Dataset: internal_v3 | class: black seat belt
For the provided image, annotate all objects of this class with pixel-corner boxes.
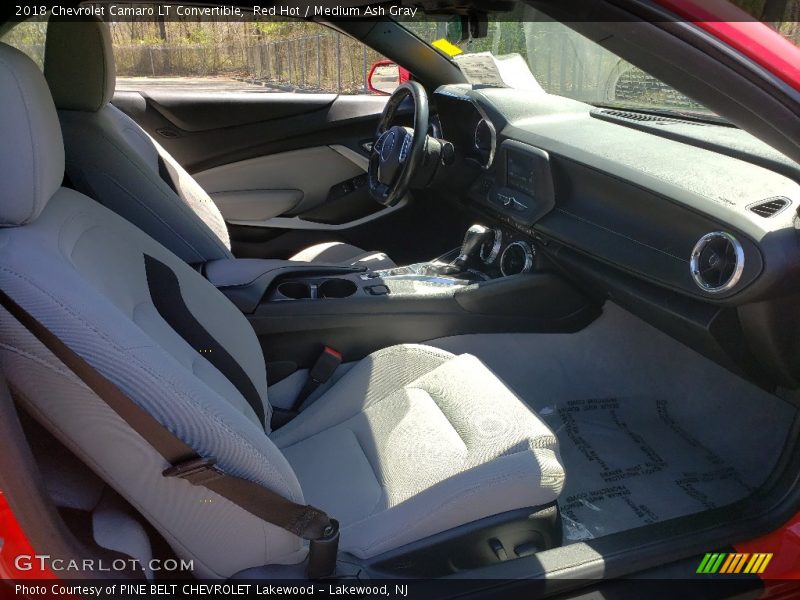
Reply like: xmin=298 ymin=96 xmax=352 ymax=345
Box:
xmin=0 ymin=288 xmax=339 ymax=579
xmin=293 ymin=346 xmax=342 ymax=412
xmin=273 ymin=347 xmax=342 ymax=430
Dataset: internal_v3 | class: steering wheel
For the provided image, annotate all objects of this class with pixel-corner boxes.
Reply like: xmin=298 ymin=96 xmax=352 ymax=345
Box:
xmin=368 ymin=82 xmax=429 ymax=207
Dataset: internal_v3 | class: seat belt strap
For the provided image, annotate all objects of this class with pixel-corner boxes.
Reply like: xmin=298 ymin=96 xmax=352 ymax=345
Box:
xmin=157 ymin=154 xmax=180 ymax=195
xmin=0 ymin=289 xmax=339 ymax=579
xmin=291 ymin=346 xmax=342 ymax=413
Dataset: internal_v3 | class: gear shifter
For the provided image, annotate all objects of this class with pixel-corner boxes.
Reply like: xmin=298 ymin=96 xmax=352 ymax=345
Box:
xmin=453 ymin=224 xmax=493 ymax=270
xmin=385 ymin=224 xmax=493 ymax=280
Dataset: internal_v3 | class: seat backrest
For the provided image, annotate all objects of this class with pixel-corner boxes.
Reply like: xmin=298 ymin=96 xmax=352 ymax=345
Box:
xmin=43 ymin=16 xmax=233 ymax=265
xmin=0 ymin=42 xmax=306 ymax=579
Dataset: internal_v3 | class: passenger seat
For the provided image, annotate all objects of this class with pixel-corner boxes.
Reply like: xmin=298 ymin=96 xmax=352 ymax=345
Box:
xmin=0 ymin=43 xmax=564 ymax=579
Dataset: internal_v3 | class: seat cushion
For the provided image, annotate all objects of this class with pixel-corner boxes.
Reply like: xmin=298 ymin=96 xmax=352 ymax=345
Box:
xmin=290 ymin=242 xmax=396 ymax=270
xmin=271 ymin=345 xmax=565 ymax=559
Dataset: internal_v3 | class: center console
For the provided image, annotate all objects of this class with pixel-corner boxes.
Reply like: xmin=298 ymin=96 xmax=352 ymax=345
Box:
xmin=203 ymin=222 xmax=599 ymax=378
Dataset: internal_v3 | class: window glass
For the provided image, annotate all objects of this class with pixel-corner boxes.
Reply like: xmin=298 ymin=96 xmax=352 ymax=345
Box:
xmin=403 ymin=3 xmax=800 ymax=121
xmin=110 ymin=12 xmax=388 ymax=94
xmin=0 ymin=18 xmax=48 ymax=69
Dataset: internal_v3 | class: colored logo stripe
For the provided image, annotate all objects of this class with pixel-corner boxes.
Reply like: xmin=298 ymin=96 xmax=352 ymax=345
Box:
xmin=697 ymin=553 xmax=772 ymax=574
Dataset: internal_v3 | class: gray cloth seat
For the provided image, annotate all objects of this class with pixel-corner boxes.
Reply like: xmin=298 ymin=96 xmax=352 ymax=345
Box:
xmin=42 ymin=16 xmax=395 ymax=270
xmin=0 ymin=44 xmax=564 ymax=579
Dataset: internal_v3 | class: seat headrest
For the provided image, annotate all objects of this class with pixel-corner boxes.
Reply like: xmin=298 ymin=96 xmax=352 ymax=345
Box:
xmin=0 ymin=43 xmax=65 ymax=226
xmin=44 ymin=16 xmax=116 ymax=112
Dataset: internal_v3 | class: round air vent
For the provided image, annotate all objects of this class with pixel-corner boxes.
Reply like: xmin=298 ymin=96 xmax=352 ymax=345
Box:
xmin=690 ymin=232 xmax=745 ymax=294
xmin=500 ymin=241 xmax=535 ymax=277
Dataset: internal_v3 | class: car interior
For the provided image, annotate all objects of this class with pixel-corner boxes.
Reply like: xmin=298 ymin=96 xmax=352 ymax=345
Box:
xmin=1 ymin=0 xmax=800 ymax=592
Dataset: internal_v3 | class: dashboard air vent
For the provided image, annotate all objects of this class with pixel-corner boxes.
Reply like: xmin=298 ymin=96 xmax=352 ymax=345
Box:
xmin=601 ymin=109 xmax=673 ymax=124
xmin=596 ymin=109 xmax=708 ymax=126
xmin=690 ymin=232 xmax=745 ymax=294
xmin=748 ymin=197 xmax=790 ymax=218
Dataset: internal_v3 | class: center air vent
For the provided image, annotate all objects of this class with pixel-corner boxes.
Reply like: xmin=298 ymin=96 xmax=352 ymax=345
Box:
xmin=748 ymin=197 xmax=790 ymax=218
xmin=690 ymin=232 xmax=745 ymax=294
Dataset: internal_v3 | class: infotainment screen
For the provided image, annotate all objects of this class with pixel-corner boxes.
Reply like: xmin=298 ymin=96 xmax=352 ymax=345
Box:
xmin=506 ymin=151 xmax=536 ymax=196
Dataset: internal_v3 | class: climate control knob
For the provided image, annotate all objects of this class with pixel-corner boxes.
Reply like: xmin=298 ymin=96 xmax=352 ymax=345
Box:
xmin=500 ymin=241 xmax=535 ymax=276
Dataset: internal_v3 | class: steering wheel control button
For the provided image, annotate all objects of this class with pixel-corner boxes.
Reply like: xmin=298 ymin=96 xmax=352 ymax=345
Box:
xmin=366 ymin=285 xmax=390 ymax=296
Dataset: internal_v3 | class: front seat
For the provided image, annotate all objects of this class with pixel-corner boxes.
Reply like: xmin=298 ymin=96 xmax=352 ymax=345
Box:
xmin=41 ymin=16 xmax=395 ymax=270
xmin=0 ymin=44 xmax=564 ymax=579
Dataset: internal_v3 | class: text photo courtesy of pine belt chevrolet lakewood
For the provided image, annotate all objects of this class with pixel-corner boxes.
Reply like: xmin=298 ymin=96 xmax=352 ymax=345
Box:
xmin=1 ymin=0 xmax=800 ymax=598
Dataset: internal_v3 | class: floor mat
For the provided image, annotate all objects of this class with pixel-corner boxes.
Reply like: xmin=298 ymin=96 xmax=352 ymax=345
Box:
xmin=540 ymin=396 xmax=760 ymax=541
xmin=430 ymin=303 xmax=798 ymax=541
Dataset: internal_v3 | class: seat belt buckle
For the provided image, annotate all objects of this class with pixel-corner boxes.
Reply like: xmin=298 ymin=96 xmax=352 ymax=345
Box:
xmin=288 ymin=346 xmax=343 ymax=416
xmin=309 ymin=346 xmax=342 ymax=385
xmin=307 ymin=518 xmax=340 ymax=579
xmin=163 ymin=457 xmax=223 ymax=485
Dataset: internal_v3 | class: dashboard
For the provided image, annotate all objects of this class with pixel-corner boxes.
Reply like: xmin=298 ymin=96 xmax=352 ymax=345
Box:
xmin=429 ymin=84 xmax=800 ymax=386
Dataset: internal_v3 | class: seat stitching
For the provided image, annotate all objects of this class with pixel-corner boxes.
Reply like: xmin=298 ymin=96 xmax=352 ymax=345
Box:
xmin=406 ymin=385 xmax=470 ymax=451
xmin=77 ymin=109 xmax=231 ymax=258
xmin=92 ymin=21 xmax=107 ymax=112
xmin=0 ymin=341 xmax=83 ymax=381
xmin=273 ymin=347 xmax=453 ymax=446
xmin=348 ymin=427 xmax=387 ymax=516
xmin=91 ymin=168 xmax=207 ymax=263
xmin=0 ymin=54 xmax=40 ymax=225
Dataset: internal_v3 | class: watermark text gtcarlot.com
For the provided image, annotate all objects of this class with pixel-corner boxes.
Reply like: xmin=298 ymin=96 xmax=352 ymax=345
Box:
xmin=14 ymin=554 xmax=194 ymax=573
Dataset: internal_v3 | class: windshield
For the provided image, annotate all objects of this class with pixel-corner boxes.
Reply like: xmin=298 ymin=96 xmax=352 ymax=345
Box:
xmin=403 ymin=6 xmax=723 ymax=120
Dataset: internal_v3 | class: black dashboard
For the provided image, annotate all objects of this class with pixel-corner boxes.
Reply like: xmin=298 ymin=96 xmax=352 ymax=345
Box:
xmin=430 ymin=84 xmax=800 ymax=387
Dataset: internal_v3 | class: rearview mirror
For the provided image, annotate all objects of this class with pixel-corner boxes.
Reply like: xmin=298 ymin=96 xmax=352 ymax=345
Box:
xmin=368 ymin=60 xmax=410 ymax=95
xmin=459 ymin=12 xmax=489 ymax=40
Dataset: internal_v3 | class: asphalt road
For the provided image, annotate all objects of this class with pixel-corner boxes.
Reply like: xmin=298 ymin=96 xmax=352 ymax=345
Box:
xmin=116 ymin=76 xmax=283 ymax=93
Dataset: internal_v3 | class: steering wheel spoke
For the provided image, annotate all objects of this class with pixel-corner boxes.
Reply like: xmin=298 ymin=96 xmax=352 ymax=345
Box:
xmin=368 ymin=83 xmax=429 ymax=207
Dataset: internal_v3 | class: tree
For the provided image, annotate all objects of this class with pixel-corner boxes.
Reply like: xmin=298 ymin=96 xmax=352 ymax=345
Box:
xmin=761 ymin=0 xmax=790 ymax=21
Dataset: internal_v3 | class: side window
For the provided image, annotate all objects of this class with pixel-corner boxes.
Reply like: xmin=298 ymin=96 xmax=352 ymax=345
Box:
xmin=0 ymin=19 xmax=48 ymax=69
xmin=110 ymin=11 xmax=390 ymax=94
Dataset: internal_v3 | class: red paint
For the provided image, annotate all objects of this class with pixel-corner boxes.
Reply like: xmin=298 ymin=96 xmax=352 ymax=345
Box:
xmin=656 ymin=0 xmax=800 ymax=92
xmin=367 ymin=59 xmax=411 ymax=95
xmin=735 ymin=512 xmax=800 ymax=579
xmin=0 ymin=491 xmax=54 ymax=580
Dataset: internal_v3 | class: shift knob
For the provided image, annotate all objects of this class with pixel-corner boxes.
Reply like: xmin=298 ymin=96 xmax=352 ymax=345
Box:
xmin=454 ymin=224 xmax=492 ymax=269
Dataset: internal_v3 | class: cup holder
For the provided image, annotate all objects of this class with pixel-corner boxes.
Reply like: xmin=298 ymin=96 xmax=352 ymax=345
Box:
xmin=319 ymin=279 xmax=358 ymax=299
xmin=277 ymin=281 xmax=312 ymax=300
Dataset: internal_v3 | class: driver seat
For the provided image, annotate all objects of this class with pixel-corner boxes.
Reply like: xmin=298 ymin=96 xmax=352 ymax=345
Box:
xmin=42 ymin=16 xmax=395 ymax=270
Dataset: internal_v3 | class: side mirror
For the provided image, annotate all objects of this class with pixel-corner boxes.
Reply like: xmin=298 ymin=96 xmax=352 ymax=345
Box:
xmin=368 ymin=60 xmax=410 ymax=95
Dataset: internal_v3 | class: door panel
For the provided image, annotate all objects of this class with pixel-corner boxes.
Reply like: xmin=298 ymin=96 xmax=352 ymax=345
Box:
xmin=194 ymin=146 xmax=367 ymax=221
xmin=144 ymin=91 xmax=339 ymax=131
xmin=111 ymin=89 xmax=417 ymax=257
xmin=112 ymin=90 xmax=390 ymax=173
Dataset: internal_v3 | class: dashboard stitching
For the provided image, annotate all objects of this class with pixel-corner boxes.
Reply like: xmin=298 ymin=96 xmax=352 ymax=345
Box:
xmin=554 ymin=207 xmax=689 ymax=263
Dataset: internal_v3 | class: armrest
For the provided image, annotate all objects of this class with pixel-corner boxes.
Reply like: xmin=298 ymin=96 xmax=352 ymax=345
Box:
xmin=204 ymin=259 xmax=295 ymax=288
